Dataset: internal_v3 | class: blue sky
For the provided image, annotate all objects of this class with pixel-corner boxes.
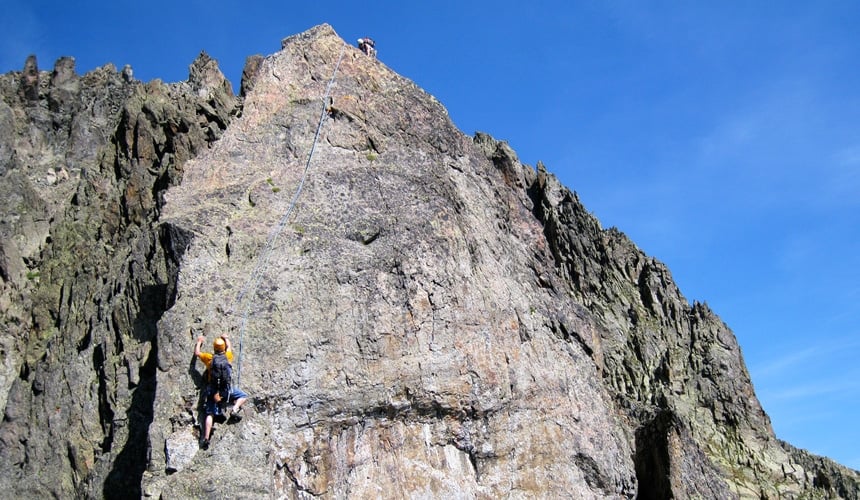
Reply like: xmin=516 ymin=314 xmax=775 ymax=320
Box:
xmin=3 ymin=1 xmax=859 ymax=470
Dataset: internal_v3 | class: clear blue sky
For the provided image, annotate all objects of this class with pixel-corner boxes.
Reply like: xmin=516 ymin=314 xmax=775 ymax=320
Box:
xmin=3 ymin=1 xmax=859 ymax=470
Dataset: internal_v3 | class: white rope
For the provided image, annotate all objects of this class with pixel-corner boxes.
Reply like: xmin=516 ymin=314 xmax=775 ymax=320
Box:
xmin=232 ymin=44 xmax=347 ymax=388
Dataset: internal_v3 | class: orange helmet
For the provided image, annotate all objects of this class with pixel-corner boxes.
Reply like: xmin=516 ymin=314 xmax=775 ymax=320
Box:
xmin=213 ymin=338 xmax=226 ymax=353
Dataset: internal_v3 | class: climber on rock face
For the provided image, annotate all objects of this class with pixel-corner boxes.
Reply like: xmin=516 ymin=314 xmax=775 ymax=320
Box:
xmin=194 ymin=327 xmax=249 ymax=449
xmin=357 ymin=37 xmax=376 ymax=58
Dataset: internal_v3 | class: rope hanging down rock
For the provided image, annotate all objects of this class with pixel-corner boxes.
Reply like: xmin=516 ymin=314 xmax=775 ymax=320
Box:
xmin=231 ymin=43 xmax=347 ymax=388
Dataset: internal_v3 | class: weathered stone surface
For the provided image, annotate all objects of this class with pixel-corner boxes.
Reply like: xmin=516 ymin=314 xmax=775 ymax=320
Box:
xmin=0 ymin=49 xmax=238 ymax=498
xmin=165 ymin=428 xmax=200 ymax=473
xmin=18 ymin=55 xmax=39 ymax=102
xmin=240 ymin=54 xmax=264 ymax=98
xmin=0 ymin=23 xmax=858 ymax=499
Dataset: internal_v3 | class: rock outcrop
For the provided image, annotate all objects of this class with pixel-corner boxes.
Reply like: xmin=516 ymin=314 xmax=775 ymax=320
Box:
xmin=0 ymin=49 xmax=238 ymax=498
xmin=0 ymin=24 xmax=858 ymax=499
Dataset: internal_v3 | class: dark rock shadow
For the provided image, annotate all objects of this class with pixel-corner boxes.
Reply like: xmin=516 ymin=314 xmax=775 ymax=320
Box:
xmin=102 ymin=337 xmax=157 ymax=499
xmin=103 ymin=283 xmax=165 ymax=499
xmin=634 ymin=411 xmax=672 ymax=500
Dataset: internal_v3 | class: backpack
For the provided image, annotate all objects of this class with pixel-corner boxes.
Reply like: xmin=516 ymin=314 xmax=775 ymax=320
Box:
xmin=209 ymin=353 xmax=231 ymax=404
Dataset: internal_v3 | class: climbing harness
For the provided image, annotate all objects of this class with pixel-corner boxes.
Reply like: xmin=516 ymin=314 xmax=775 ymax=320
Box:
xmin=231 ymin=44 xmax=347 ymax=388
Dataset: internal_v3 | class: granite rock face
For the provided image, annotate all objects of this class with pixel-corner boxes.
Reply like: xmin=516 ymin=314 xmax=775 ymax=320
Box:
xmin=0 ymin=24 xmax=858 ymax=499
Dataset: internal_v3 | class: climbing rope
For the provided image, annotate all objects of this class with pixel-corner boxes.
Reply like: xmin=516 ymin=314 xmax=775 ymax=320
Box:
xmin=231 ymin=44 xmax=347 ymax=388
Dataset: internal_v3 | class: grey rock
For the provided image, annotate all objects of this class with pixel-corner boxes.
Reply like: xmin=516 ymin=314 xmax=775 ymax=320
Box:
xmin=240 ymin=54 xmax=264 ymax=98
xmin=0 ymin=40 xmax=239 ymax=499
xmin=48 ymin=56 xmax=80 ymax=114
xmin=165 ymin=428 xmax=199 ymax=473
xmin=18 ymin=55 xmax=39 ymax=102
xmin=0 ymin=22 xmax=857 ymax=500
xmin=50 ymin=56 xmax=77 ymax=86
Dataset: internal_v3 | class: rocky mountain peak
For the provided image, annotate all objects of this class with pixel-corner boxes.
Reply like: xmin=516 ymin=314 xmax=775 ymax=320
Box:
xmin=0 ymin=24 xmax=858 ymax=499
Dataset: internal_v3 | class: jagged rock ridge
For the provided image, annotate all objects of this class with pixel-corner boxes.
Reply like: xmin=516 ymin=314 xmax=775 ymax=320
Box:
xmin=0 ymin=24 xmax=857 ymax=499
xmin=0 ymin=47 xmax=238 ymax=497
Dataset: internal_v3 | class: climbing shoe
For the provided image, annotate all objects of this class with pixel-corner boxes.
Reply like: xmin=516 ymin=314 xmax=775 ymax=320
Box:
xmin=228 ymin=406 xmax=243 ymax=423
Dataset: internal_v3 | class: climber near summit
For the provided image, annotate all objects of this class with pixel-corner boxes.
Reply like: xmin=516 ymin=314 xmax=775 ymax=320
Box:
xmin=357 ymin=37 xmax=376 ymax=58
xmin=194 ymin=329 xmax=249 ymax=449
